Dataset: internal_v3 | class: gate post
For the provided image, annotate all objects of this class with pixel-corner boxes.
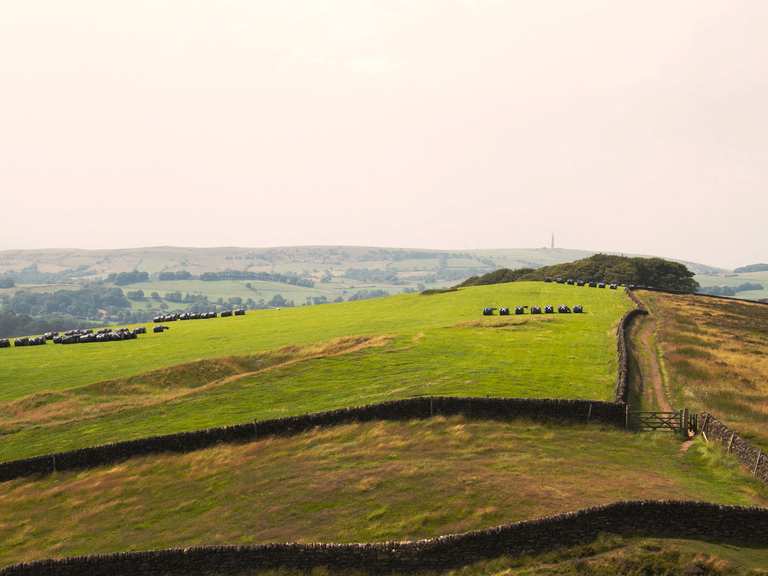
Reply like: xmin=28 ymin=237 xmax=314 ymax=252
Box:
xmin=625 ymin=404 xmax=630 ymax=430
xmin=681 ymin=408 xmax=689 ymax=438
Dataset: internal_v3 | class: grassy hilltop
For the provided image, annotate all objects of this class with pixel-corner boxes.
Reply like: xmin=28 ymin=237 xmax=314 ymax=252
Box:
xmin=0 ymin=282 xmax=630 ymax=461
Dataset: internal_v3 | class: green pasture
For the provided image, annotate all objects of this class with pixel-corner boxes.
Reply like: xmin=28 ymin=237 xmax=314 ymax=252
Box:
xmin=0 ymin=282 xmax=631 ymax=460
xmin=1 ymin=418 xmax=765 ymax=568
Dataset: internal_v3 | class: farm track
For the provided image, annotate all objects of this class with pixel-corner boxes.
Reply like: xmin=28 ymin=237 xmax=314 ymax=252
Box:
xmin=627 ymin=309 xmax=672 ymax=412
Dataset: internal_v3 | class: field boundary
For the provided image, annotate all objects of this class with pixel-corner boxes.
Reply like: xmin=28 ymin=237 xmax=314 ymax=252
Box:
xmin=634 ymin=286 xmax=768 ymax=307
xmin=0 ymin=397 xmax=625 ymax=483
xmin=2 ymin=500 xmax=766 ymax=575
xmin=700 ymin=412 xmax=768 ymax=485
xmin=614 ymin=303 xmax=648 ymax=404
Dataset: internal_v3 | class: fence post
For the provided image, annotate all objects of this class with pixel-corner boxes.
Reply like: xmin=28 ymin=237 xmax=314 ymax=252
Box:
xmin=625 ymin=404 xmax=630 ymax=430
xmin=587 ymin=403 xmax=592 ymax=423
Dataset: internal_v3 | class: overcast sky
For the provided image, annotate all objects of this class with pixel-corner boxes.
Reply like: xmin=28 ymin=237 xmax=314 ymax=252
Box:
xmin=1 ymin=1 xmax=766 ymax=268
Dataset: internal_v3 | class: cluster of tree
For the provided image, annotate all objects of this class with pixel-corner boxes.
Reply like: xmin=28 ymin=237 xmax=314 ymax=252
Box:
xmin=698 ymin=282 xmax=764 ymax=297
xmin=126 ymin=289 xmax=145 ymax=300
xmin=344 ymin=268 xmax=402 ymax=284
xmin=457 ymin=268 xmax=536 ymax=287
xmin=157 ymin=270 xmax=193 ymax=281
xmin=198 ymin=270 xmax=314 ymax=287
xmin=0 ymin=276 xmax=14 ymax=289
xmin=162 ymin=291 xmax=211 ymax=304
xmin=1 ymin=286 xmax=131 ymax=321
xmin=456 ymin=255 xmax=700 ymax=293
xmin=0 ymin=264 xmax=92 ymax=285
xmin=105 ymin=270 xmax=150 ymax=285
xmin=347 ymin=289 xmax=389 ymax=301
xmin=733 ymin=263 xmax=768 ymax=273
xmin=0 ymin=310 xmax=92 ymax=339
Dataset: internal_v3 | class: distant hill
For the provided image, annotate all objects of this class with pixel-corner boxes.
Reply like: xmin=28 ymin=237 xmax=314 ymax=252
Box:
xmin=734 ymin=263 xmax=768 ymax=273
xmin=458 ymin=254 xmax=699 ymax=293
xmin=0 ymin=245 xmax=722 ymax=283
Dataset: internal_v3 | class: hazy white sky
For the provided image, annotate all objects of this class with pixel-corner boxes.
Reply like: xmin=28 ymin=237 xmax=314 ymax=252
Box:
xmin=1 ymin=1 xmax=766 ymax=268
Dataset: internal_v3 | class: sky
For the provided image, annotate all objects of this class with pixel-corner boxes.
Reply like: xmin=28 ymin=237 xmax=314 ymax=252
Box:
xmin=0 ymin=1 xmax=766 ymax=269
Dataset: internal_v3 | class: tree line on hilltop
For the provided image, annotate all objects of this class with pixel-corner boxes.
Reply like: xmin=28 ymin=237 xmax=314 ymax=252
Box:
xmin=106 ymin=269 xmax=314 ymax=288
xmin=457 ymin=254 xmax=699 ymax=292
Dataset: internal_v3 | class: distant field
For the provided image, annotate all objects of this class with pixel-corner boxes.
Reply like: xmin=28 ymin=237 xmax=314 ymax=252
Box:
xmin=637 ymin=290 xmax=768 ymax=449
xmin=122 ymin=278 xmax=414 ymax=308
xmin=0 ymin=282 xmax=631 ymax=461
xmin=2 ymin=417 xmax=765 ymax=568
xmin=695 ymin=271 xmax=768 ymax=301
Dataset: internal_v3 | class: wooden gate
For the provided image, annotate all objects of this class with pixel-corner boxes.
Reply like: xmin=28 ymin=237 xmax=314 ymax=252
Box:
xmin=629 ymin=409 xmax=695 ymax=433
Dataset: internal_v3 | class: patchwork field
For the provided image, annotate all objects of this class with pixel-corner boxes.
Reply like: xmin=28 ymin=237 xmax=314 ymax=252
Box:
xmin=637 ymin=290 xmax=768 ymax=449
xmin=2 ymin=417 xmax=766 ymax=569
xmin=0 ymin=282 xmax=631 ymax=461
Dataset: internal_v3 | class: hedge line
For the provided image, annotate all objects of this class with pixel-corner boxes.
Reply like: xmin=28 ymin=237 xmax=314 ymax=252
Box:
xmin=2 ymin=501 xmax=766 ymax=575
xmin=0 ymin=397 xmax=625 ymax=483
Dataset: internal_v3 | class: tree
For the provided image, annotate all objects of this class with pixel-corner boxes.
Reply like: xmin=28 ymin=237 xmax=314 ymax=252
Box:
xmin=164 ymin=291 xmax=183 ymax=303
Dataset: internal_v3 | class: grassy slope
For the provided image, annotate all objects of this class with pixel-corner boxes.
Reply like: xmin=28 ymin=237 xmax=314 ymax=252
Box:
xmin=0 ymin=283 xmax=631 ymax=461
xmin=2 ymin=417 xmax=766 ymax=568
xmin=637 ymin=290 xmax=768 ymax=449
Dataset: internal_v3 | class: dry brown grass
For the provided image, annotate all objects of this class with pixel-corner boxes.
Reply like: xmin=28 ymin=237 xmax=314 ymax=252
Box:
xmin=1 ymin=417 xmax=765 ymax=568
xmin=0 ymin=335 xmax=392 ymax=434
xmin=637 ymin=291 xmax=768 ymax=448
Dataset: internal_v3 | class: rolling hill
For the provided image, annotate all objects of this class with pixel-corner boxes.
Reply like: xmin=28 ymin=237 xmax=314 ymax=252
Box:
xmin=2 ymin=281 xmax=768 ymax=574
xmin=2 ymin=417 xmax=765 ymax=568
xmin=0 ymin=282 xmax=629 ymax=461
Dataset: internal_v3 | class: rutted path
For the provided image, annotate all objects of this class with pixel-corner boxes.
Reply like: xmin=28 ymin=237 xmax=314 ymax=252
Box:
xmin=628 ymin=306 xmax=672 ymax=412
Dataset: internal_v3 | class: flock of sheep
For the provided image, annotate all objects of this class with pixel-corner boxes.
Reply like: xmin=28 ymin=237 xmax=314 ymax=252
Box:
xmin=481 ymin=276 xmax=623 ymax=316
xmin=0 ymin=309 xmax=248 ymax=350
xmin=483 ymin=304 xmax=584 ymax=316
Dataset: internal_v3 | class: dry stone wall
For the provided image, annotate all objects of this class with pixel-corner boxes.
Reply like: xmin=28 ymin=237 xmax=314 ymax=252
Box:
xmin=0 ymin=397 xmax=625 ymax=483
xmin=700 ymin=413 xmax=768 ymax=485
xmin=2 ymin=501 xmax=767 ymax=576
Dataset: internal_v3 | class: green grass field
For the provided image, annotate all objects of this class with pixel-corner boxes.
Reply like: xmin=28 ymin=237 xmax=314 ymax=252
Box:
xmin=0 ymin=282 xmax=631 ymax=461
xmin=123 ymin=278 xmax=413 ymax=309
xmin=2 ymin=417 xmax=766 ymax=568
